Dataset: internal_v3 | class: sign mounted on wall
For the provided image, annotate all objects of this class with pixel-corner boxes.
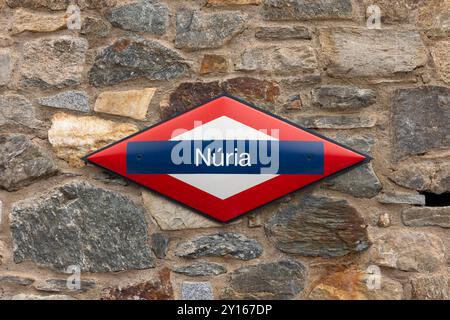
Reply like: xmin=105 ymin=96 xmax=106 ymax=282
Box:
xmin=83 ymin=95 xmax=371 ymax=222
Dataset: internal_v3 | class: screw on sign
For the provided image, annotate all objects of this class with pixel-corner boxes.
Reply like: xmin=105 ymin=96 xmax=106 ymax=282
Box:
xmin=83 ymin=95 xmax=371 ymax=222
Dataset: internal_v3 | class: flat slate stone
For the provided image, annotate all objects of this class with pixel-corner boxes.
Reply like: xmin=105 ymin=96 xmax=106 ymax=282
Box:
xmin=392 ymin=86 xmax=450 ymax=161
xmin=262 ymin=0 xmax=353 ymax=20
xmin=89 ymin=37 xmax=189 ymax=87
xmin=297 ymin=115 xmax=376 ymax=129
xmin=37 ymin=91 xmax=90 ymax=113
xmin=225 ymin=260 xmax=307 ymax=300
xmin=0 ymin=94 xmax=42 ymax=131
xmin=376 ymin=192 xmax=425 ymax=205
xmin=175 ymin=9 xmax=247 ymax=50
xmin=173 ymin=262 xmax=227 ymax=277
xmin=255 ymin=26 xmax=311 ymax=40
xmin=0 ymin=134 xmax=58 ymax=191
xmin=265 ymin=194 xmax=371 ymax=257
xmin=311 ymin=85 xmax=377 ymax=110
xmin=10 ymin=181 xmax=155 ymax=272
xmin=106 ymin=0 xmax=169 ymax=35
xmin=175 ymin=232 xmax=262 ymax=260
xmin=402 ymin=207 xmax=450 ymax=228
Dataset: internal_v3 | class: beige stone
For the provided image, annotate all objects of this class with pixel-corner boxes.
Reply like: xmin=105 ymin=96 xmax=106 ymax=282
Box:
xmin=431 ymin=40 xmax=450 ymax=84
xmin=208 ymin=0 xmax=261 ymax=4
xmin=309 ymin=270 xmax=403 ymax=300
xmin=94 ymin=88 xmax=156 ymax=120
xmin=142 ymin=191 xmax=222 ymax=230
xmin=320 ymin=29 xmax=428 ymax=78
xmin=0 ymin=48 xmax=11 ymax=86
xmin=48 ymin=113 xmax=138 ymax=167
xmin=0 ymin=35 xmax=13 ymax=47
xmin=11 ymin=9 xmax=68 ymax=35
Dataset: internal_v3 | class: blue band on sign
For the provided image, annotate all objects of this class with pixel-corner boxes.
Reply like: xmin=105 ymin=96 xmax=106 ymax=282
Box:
xmin=126 ymin=140 xmax=324 ymax=175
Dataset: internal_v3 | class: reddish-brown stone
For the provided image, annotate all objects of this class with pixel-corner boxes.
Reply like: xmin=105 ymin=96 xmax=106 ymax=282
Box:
xmin=199 ymin=54 xmax=228 ymax=75
xmin=222 ymin=77 xmax=280 ymax=103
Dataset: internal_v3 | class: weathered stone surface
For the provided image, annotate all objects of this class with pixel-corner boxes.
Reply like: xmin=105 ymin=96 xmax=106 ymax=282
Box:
xmin=151 ymin=233 xmax=169 ymax=259
xmin=182 ymin=282 xmax=214 ymax=300
xmin=35 ymin=279 xmax=95 ymax=293
xmin=265 ymin=194 xmax=370 ymax=257
xmin=37 ymin=91 xmax=90 ymax=113
xmin=173 ymin=262 xmax=227 ymax=277
xmin=142 ymin=191 xmax=222 ymax=230
xmin=20 ymin=36 xmax=88 ymax=88
xmin=320 ymin=29 xmax=428 ymax=78
xmin=80 ymin=16 xmax=111 ymax=38
xmin=11 ymin=181 xmax=154 ymax=272
xmin=431 ymin=41 xmax=450 ymax=84
xmin=11 ymin=294 xmax=75 ymax=300
xmin=0 ymin=275 xmax=34 ymax=286
xmin=162 ymin=78 xmax=280 ymax=119
xmin=236 ymin=45 xmax=318 ymax=74
xmin=0 ymin=94 xmax=42 ymax=130
xmin=418 ymin=1 xmax=450 ymax=38
xmin=199 ymin=54 xmax=228 ymax=74
xmin=411 ymin=274 xmax=450 ymax=300
xmin=312 ymin=86 xmax=377 ymax=110
xmin=223 ymin=77 xmax=280 ymax=103
xmin=402 ymin=207 xmax=450 ymax=228
xmin=377 ymin=213 xmax=391 ymax=228
xmin=262 ymin=0 xmax=353 ymax=20
xmin=0 ymin=134 xmax=58 ymax=191
xmin=362 ymin=0 xmax=424 ymax=24
xmin=0 ymin=49 xmax=11 ymax=86
xmin=392 ymin=86 xmax=450 ymax=160
xmin=48 ymin=113 xmax=138 ymax=167
xmin=94 ymin=88 xmax=155 ymax=120
xmin=175 ymin=232 xmax=263 ymax=260
xmin=208 ymin=0 xmax=261 ymax=4
xmin=323 ymin=136 xmax=381 ymax=198
xmin=0 ymin=240 xmax=6 ymax=265
xmin=11 ymin=9 xmax=67 ymax=34
xmin=369 ymin=230 xmax=445 ymax=272
xmin=392 ymin=160 xmax=450 ymax=194
xmin=89 ymin=37 xmax=188 ymax=87
xmin=0 ymin=35 xmax=13 ymax=47
xmin=106 ymin=0 xmax=169 ymax=35
xmin=297 ymin=115 xmax=376 ymax=129
xmin=6 ymin=0 xmax=116 ymax=10
xmin=225 ymin=260 xmax=307 ymax=300
xmin=175 ymin=9 xmax=247 ymax=50
xmin=376 ymin=192 xmax=426 ymax=205
xmin=255 ymin=25 xmax=311 ymax=40
xmin=308 ymin=270 xmax=403 ymax=300
xmin=104 ymin=268 xmax=173 ymax=300
xmin=283 ymin=94 xmax=302 ymax=110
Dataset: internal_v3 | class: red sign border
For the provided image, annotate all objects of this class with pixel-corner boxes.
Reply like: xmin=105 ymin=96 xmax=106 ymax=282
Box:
xmin=82 ymin=94 xmax=373 ymax=223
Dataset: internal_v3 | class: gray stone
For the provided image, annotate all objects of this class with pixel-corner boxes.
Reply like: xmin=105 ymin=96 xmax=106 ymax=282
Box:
xmin=320 ymin=29 xmax=428 ymax=78
xmin=151 ymin=233 xmax=169 ymax=259
xmin=0 ymin=94 xmax=42 ymax=130
xmin=255 ymin=26 xmax=311 ymax=40
xmin=173 ymin=262 xmax=227 ymax=277
xmin=175 ymin=9 xmax=247 ymax=50
xmin=11 ymin=294 xmax=75 ymax=300
xmin=402 ymin=207 xmax=450 ymax=228
xmin=89 ymin=37 xmax=189 ymax=87
xmin=175 ymin=232 xmax=262 ymax=260
xmin=296 ymin=115 xmax=376 ymax=129
xmin=265 ymin=194 xmax=370 ymax=257
xmin=36 ymin=91 xmax=90 ymax=113
xmin=369 ymin=229 xmax=445 ymax=272
xmin=35 ymin=279 xmax=96 ymax=293
xmin=323 ymin=135 xmax=382 ymax=198
xmin=0 ymin=134 xmax=58 ymax=191
xmin=182 ymin=282 xmax=214 ymax=300
xmin=376 ymin=192 xmax=426 ymax=205
xmin=20 ymin=36 xmax=88 ymax=88
xmin=225 ymin=260 xmax=307 ymax=300
xmin=311 ymin=85 xmax=377 ymax=110
xmin=392 ymin=86 xmax=450 ymax=160
xmin=411 ymin=274 xmax=450 ymax=300
xmin=0 ymin=275 xmax=34 ymax=286
xmin=0 ymin=49 xmax=12 ymax=86
xmin=390 ymin=159 xmax=450 ymax=194
xmin=106 ymin=0 xmax=169 ymax=35
xmin=5 ymin=0 xmax=116 ymax=10
xmin=236 ymin=45 xmax=318 ymax=74
xmin=262 ymin=0 xmax=353 ymax=20
xmin=10 ymin=181 xmax=155 ymax=272
xmin=80 ymin=16 xmax=111 ymax=38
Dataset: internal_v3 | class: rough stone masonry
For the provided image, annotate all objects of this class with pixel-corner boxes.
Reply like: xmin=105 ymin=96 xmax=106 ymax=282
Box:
xmin=0 ymin=0 xmax=449 ymax=300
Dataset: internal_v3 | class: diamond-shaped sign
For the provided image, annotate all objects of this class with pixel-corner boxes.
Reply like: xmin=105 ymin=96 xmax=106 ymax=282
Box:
xmin=83 ymin=95 xmax=371 ymax=222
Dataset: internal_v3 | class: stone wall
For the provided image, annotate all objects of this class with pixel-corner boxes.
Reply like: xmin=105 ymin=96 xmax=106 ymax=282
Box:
xmin=0 ymin=0 xmax=449 ymax=300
